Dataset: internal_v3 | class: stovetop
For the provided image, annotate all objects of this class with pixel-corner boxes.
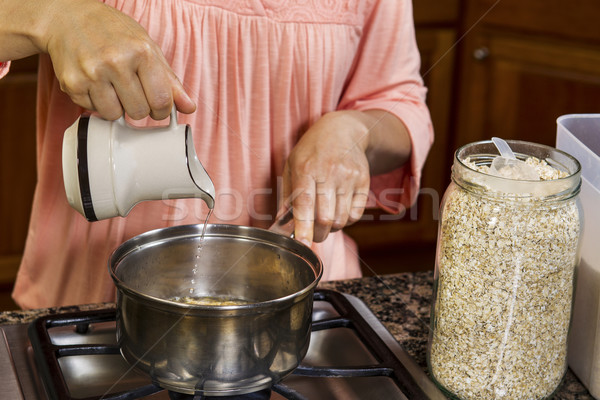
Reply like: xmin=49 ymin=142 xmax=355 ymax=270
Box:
xmin=0 ymin=290 xmax=445 ymax=399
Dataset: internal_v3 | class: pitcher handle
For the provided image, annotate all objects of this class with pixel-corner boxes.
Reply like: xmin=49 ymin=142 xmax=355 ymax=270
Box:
xmin=116 ymin=106 xmax=178 ymax=130
xmin=168 ymin=106 xmax=178 ymax=130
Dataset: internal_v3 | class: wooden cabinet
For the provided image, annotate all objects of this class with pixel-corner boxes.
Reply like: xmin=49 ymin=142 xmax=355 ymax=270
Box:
xmin=0 ymin=56 xmax=38 ymax=310
xmin=452 ymin=0 xmax=600 ymax=149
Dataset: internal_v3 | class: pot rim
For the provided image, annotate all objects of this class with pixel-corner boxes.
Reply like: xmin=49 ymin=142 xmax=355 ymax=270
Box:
xmin=108 ymin=223 xmax=323 ymax=312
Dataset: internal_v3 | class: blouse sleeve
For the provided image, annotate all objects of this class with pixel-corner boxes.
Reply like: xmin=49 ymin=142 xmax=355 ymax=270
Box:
xmin=337 ymin=0 xmax=433 ymax=214
xmin=0 ymin=61 xmax=10 ymax=79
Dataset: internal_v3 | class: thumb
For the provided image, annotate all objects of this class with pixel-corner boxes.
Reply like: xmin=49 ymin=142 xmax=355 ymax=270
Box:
xmin=171 ymin=76 xmax=196 ymax=114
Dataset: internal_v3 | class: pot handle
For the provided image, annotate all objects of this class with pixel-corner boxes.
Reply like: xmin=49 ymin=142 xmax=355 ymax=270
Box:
xmin=269 ymin=207 xmax=295 ymax=238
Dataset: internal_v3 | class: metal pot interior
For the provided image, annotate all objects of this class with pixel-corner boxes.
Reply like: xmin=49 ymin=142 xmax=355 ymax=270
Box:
xmin=110 ymin=224 xmax=323 ymax=308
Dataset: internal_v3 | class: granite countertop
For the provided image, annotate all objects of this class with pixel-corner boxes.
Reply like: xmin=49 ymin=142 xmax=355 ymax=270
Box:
xmin=0 ymin=271 xmax=593 ymax=399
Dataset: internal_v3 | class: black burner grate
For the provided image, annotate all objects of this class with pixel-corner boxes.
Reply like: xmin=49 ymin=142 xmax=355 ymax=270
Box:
xmin=167 ymin=388 xmax=272 ymax=400
xmin=28 ymin=289 xmax=430 ymax=400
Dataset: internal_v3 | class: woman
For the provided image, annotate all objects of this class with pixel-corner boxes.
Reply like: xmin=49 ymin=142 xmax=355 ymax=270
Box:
xmin=0 ymin=0 xmax=433 ymax=309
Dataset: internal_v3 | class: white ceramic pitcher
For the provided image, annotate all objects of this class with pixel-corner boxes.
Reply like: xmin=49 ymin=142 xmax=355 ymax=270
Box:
xmin=62 ymin=108 xmax=215 ymax=221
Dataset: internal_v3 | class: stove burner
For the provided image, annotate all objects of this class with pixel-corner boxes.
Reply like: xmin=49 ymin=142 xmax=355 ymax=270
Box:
xmin=27 ymin=290 xmax=436 ymax=400
xmin=167 ymin=388 xmax=272 ymax=400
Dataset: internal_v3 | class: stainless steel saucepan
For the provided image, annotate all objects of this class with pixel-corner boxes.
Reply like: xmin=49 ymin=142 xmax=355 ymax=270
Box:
xmin=109 ymin=223 xmax=322 ymax=396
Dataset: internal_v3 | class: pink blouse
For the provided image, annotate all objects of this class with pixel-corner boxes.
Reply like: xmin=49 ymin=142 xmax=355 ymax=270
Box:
xmin=3 ymin=0 xmax=433 ymax=309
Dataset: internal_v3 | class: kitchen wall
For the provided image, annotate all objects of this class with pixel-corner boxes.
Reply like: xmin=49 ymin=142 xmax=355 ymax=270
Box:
xmin=1 ymin=0 xmax=599 ymax=310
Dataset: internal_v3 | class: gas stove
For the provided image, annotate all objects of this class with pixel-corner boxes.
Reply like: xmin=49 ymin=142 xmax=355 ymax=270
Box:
xmin=0 ymin=290 xmax=445 ymax=399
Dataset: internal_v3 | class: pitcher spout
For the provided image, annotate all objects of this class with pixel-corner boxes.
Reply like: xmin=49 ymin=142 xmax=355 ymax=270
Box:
xmin=186 ymin=128 xmax=215 ymax=209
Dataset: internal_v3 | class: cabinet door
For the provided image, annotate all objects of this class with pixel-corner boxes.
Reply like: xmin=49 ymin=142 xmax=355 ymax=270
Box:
xmin=454 ymin=32 xmax=600 ymax=148
xmin=345 ymin=28 xmax=457 ymax=255
xmin=0 ymin=56 xmax=38 ymax=310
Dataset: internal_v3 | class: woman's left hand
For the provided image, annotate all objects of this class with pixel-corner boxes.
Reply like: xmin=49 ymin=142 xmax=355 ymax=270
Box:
xmin=281 ymin=109 xmax=411 ymax=245
xmin=281 ymin=111 xmax=371 ymax=244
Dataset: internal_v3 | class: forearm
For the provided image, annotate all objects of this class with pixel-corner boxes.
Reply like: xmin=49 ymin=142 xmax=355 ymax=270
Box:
xmin=362 ymin=109 xmax=412 ymax=175
xmin=322 ymin=109 xmax=412 ymax=176
xmin=0 ymin=0 xmax=53 ymax=62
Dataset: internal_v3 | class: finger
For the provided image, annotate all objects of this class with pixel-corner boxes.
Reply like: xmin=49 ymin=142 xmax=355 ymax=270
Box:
xmin=113 ymin=73 xmax=151 ymax=120
xmin=290 ymin=175 xmax=316 ymax=246
xmin=341 ymin=171 xmax=370 ymax=228
xmin=69 ymin=91 xmax=95 ymax=113
xmin=88 ymin=83 xmax=123 ymax=120
xmin=313 ymin=181 xmax=335 ymax=242
xmin=137 ymin=61 xmax=173 ymax=120
xmin=348 ymin=190 xmax=369 ymax=225
xmin=171 ymin=74 xmax=196 ymax=115
xmin=330 ymin=188 xmax=353 ymax=232
xmin=138 ymin=52 xmax=196 ymax=119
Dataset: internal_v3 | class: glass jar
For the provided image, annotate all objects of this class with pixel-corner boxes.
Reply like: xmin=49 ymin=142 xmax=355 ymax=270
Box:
xmin=427 ymin=140 xmax=582 ymax=400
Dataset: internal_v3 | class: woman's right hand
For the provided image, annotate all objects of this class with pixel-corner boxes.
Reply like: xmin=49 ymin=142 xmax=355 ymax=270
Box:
xmin=36 ymin=0 xmax=195 ymax=120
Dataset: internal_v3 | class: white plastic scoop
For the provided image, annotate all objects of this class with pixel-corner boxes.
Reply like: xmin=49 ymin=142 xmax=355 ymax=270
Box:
xmin=489 ymin=137 xmax=540 ymax=180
